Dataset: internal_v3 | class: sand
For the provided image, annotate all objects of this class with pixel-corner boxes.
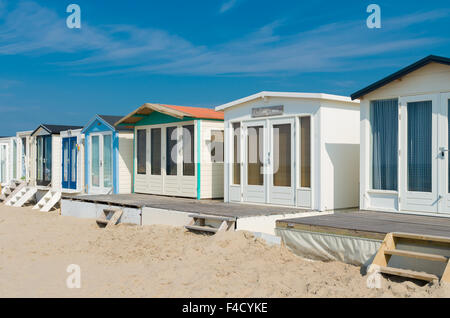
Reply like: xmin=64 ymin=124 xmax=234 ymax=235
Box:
xmin=0 ymin=205 xmax=449 ymax=298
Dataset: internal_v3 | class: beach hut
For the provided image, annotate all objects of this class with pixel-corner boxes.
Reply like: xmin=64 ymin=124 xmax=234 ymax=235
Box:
xmin=60 ymin=128 xmax=84 ymax=193
xmin=16 ymin=124 xmax=83 ymax=210
xmin=216 ymin=91 xmax=360 ymax=211
xmin=352 ymin=55 xmax=450 ymax=215
xmin=82 ymin=115 xmax=133 ymax=194
xmin=115 ymin=103 xmax=224 ymax=199
xmin=0 ymin=137 xmax=14 ymax=185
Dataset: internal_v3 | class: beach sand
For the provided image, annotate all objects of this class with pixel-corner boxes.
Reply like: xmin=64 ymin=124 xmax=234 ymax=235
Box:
xmin=0 ymin=205 xmax=449 ymax=298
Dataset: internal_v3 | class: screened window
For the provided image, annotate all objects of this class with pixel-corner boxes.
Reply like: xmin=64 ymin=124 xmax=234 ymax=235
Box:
xmin=211 ymin=130 xmax=224 ymax=163
xmin=371 ymin=99 xmax=398 ymax=191
xmin=183 ymin=125 xmax=195 ymax=176
xmin=137 ymin=129 xmax=146 ymax=174
xmin=232 ymin=123 xmax=241 ymax=185
xmin=151 ymin=128 xmax=161 ymax=175
xmin=273 ymin=124 xmax=291 ymax=187
xmin=300 ymin=117 xmax=311 ymax=188
xmin=166 ymin=126 xmax=178 ymax=176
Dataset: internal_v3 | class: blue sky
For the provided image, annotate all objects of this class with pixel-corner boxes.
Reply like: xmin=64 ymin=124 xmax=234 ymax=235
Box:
xmin=0 ymin=0 xmax=449 ymax=135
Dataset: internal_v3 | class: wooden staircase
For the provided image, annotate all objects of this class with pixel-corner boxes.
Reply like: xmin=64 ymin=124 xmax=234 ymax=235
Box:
xmin=32 ymin=190 xmax=61 ymax=212
xmin=185 ymin=214 xmax=236 ymax=235
xmin=5 ymin=186 xmax=37 ymax=207
xmin=96 ymin=208 xmax=123 ymax=228
xmin=2 ymin=180 xmax=27 ymax=205
xmin=369 ymin=232 xmax=450 ymax=283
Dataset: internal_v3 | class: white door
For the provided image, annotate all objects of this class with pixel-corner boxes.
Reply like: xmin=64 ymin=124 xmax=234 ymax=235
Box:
xmin=243 ymin=121 xmax=266 ymax=203
xmin=439 ymin=93 xmax=450 ymax=214
xmin=268 ymin=118 xmax=295 ymax=205
xmin=400 ymin=94 xmax=439 ymax=213
xmin=90 ymin=132 xmax=113 ymax=194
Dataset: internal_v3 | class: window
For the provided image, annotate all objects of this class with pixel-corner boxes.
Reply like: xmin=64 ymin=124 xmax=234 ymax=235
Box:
xmin=300 ymin=117 xmax=311 ymax=188
xmin=247 ymin=126 xmax=264 ymax=186
xmin=151 ymin=128 xmax=161 ymax=175
xmin=183 ymin=125 xmax=195 ymax=176
xmin=371 ymin=99 xmax=398 ymax=191
xmin=166 ymin=126 xmax=177 ymax=176
xmin=232 ymin=123 xmax=241 ymax=185
xmin=137 ymin=129 xmax=146 ymax=174
xmin=211 ymin=130 xmax=224 ymax=163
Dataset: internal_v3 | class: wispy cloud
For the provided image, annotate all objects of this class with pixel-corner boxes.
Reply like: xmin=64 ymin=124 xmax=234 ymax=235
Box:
xmin=219 ymin=0 xmax=240 ymax=14
xmin=0 ymin=1 xmax=448 ymax=77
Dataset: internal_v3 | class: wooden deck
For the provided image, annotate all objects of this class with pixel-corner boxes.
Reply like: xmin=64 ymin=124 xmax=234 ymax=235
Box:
xmin=276 ymin=210 xmax=450 ymax=240
xmin=62 ymin=193 xmax=311 ymax=219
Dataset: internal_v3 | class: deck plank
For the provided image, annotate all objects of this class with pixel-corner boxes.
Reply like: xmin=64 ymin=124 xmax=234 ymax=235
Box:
xmin=277 ymin=210 xmax=450 ymax=239
xmin=63 ymin=193 xmax=311 ymax=218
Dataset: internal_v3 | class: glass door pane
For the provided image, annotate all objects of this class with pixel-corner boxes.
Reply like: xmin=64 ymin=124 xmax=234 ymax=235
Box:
xmin=407 ymin=101 xmax=432 ymax=192
xmin=182 ymin=125 xmax=195 ymax=176
xmin=232 ymin=123 xmax=241 ymax=185
xmin=247 ymin=126 xmax=264 ymax=186
xmin=273 ymin=124 xmax=291 ymax=187
xmin=151 ymin=128 xmax=161 ymax=175
xmin=91 ymin=135 xmax=100 ymax=187
xmin=300 ymin=117 xmax=311 ymax=188
xmin=63 ymin=139 xmax=69 ymax=183
xmin=0 ymin=145 xmax=5 ymax=183
xmin=103 ymin=134 xmax=113 ymax=188
xmin=166 ymin=127 xmax=177 ymax=176
xmin=37 ymin=137 xmax=43 ymax=182
xmin=44 ymin=136 xmax=52 ymax=183
xmin=70 ymin=138 xmax=77 ymax=185
xmin=12 ymin=140 xmax=17 ymax=179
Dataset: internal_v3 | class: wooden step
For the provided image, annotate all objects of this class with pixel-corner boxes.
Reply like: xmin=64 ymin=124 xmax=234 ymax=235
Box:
xmin=188 ymin=214 xmax=236 ymax=222
xmin=385 ymin=249 xmax=448 ymax=263
xmin=393 ymin=232 xmax=450 ymax=244
xmin=185 ymin=224 xmax=218 ymax=233
xmin=96 ymin=219 xmax=109 ymax=225
xmin=378 ymin=266 xmax=439 ymax=282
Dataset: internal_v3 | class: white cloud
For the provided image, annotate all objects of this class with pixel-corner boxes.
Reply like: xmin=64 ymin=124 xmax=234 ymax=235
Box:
xmin=0 ymin=2 xmax=447 ymax=77
xmin=219 ymin=0 xmax=239 ymax=14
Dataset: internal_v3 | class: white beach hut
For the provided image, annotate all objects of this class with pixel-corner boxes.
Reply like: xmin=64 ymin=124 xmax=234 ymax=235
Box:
xmin=216 ymin=91 xmax=360 ymax=211
xmin=352 ymin=55 xmax=450 ymax=215
xmin=0 ymin=136 xmax=15 ymax=185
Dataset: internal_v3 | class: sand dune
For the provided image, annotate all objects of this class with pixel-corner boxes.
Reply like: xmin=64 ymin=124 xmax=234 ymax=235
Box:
xmin=0 ymin=205 xmax=449 ymax=298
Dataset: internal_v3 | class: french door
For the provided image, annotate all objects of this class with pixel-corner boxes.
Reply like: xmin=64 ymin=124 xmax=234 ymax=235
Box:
xmin=439 ymin=93 xmax=450 ymax=214
xmin=90 ymin=133 xmax=113 ymax=194
xmin=62 ymin=137 xmax=77 ymax=190
xmin=36 ymin=135 xmax=52 ymax=186
xmin=243 ymin=121 xmax=266 ymax=203
xmin=268 ymin=118 xmax=295 ymax=205
xmin=242 ymin=118 xmax=295 ymax=205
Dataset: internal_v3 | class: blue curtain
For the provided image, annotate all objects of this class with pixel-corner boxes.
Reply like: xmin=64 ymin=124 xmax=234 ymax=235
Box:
xmin=371 ymin=99 xmax=398 ymax=190
xmin=407 ymin=101 xmax=432 ymax=192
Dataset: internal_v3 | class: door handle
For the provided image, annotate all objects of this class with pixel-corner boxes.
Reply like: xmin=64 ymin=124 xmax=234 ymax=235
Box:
xmin=440 ymin=147 xmax=449 ymax=158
